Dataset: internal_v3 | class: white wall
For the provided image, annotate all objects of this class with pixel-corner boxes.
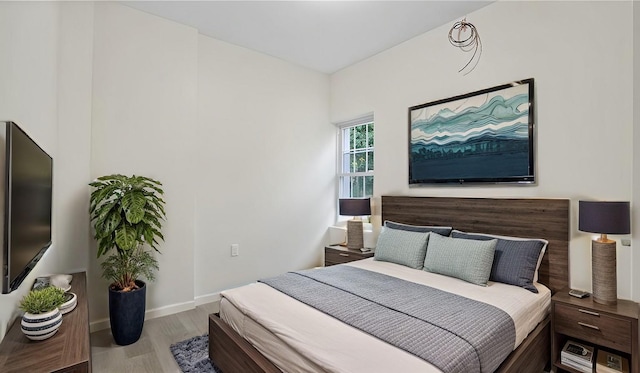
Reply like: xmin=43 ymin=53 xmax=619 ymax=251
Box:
xmin=194 ymin=36 xmax=334 ymax=300
xmin=0 ymin=1 xmax=334 ymax=335
xmin=90 ymin=2 xmax=199 ymax=323
xmin=331 ymin=1 xmax=635 ymax=298
xmin=0 ymin=1 xmax=59 ymax=340
xmin=56 ymin=1 xmax=94 ymax=280
xmin=89 ymin=3 xmax=334 ymax=324
xmin=0 ymin=2 xmax=93 ymax=340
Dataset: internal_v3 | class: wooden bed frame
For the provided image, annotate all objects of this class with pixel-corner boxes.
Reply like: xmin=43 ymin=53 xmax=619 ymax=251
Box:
xmin=209 ymin=196 xmax=570 ymax=373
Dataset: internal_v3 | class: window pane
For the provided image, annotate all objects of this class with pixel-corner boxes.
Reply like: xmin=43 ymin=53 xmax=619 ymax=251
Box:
xmin=355 ymin=125 xmax=367 ymax=150
xmin=338 ymin=120 xmax=374 ymax=200
xmin=340 ymin=175 xmax=373 ymax=198
xmin=349 ymin=127 xmax=356 ymax=150
xmin=342 ymin=127 xmax=350 ymax=151
xmin=354 ymin=151 xmax=366 ymax=172
xmin=352 ymin=176 xmax=364 ymax=198
xmin=365 ymin=176 xmax=373 ymax=197
xmin=339 ymin=176 xmax=350 ymax=198
xmin=348 ymin=177 xmax=357 ymax=198
xmin=342 ymin=153 xmax=350 ymax=173
xmin=349 ymin=153 xmax=355 ymax=173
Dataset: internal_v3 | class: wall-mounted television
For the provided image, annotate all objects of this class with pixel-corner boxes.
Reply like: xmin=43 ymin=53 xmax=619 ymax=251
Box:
xmin=409 ymin=78 xmax=535 ymax=185
xmin=1 ymin=121 xmax=53 ymax=293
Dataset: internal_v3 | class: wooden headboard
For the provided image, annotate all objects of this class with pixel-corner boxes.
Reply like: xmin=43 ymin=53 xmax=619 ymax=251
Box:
xmin=381 ymin=196 xmax=570 ymax=294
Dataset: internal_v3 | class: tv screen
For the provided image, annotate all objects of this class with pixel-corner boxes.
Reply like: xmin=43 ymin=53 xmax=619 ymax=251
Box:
xmin=409 ymin=79 xmax=535 ymax=185
xmin=2 ymin=121 xmax=52 ymax=293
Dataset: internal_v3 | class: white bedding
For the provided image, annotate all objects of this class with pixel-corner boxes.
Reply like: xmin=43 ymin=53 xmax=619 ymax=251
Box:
xmin=220 ymin=258 xmax=551 ymax=373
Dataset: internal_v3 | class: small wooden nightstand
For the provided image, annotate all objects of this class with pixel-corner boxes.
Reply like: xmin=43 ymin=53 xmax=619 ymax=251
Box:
xmin=551 ymin=289 xmax=640 ymax=373
xmin=324 ymin=245 xmax=374 ymax=266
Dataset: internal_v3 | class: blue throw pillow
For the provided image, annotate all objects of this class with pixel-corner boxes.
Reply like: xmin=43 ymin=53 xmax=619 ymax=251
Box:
xmin=374 ymin=227 xmax=430 ymax=269
xmin=384 ymin=221 xmax=452 ymax=237
xmin=451 ymin=230 xmax=547 ymax=293
xmin=423 ymin=233 xmax=497 ymax=286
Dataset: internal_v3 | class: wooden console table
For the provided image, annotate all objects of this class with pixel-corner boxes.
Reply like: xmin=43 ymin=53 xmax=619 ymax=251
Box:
xmin=0 ymin=271 xmax=91 ymax=373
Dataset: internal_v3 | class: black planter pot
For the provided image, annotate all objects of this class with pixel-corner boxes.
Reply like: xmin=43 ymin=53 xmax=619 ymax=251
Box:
xmin=109 ymin=280 xmax=146 ymax=346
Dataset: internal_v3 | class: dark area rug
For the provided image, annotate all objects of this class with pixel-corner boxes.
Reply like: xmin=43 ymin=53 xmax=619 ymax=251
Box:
xmin=170 ymin=334 xmax=221 ymax=373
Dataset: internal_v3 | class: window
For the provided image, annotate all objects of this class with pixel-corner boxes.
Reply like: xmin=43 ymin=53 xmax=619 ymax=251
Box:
xmin=338 ymin=116 xmax=374 ymax=198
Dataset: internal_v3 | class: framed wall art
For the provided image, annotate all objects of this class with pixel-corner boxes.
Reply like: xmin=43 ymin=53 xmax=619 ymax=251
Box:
xmin=409 ymin=78 xmax=535 ymax=185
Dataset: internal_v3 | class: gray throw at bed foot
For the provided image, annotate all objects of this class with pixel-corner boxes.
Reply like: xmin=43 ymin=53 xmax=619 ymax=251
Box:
xmin=170 ymin=334 xmax=221 ymax=373
xmin=260 ymin=265 xmax=515 ymax=373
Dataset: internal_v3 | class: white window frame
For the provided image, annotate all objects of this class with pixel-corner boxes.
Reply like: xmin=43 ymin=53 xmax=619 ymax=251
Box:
xmin=337 ymin=113 xmax=374 ymax=200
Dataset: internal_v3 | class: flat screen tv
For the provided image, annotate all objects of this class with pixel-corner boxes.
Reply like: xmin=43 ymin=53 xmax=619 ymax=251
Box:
xmin=1 ymin=121 xmax=53 ymax=293
xmin=409 ymin=78 xmax=535 ymax=185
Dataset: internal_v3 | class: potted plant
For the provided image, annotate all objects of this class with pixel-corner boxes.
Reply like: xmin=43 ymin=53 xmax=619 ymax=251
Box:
xmin=20 ymin=286 xmax=66 ymax=341
xmin=89 ymin=174 xmax=166 ymax=345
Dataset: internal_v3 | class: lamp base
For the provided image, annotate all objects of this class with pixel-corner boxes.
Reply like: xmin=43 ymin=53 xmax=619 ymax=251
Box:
xmin=592 ymin=240 xmax=617 ymax=305
xmin=346 ymin=220 xmax=364 ymax=250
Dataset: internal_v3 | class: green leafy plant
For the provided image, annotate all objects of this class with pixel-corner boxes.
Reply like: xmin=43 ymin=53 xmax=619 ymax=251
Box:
xmin=101 ymin=246 xmax=159 ymax=289
xmin=20 ymin=287 xmax=66 ymax=314
xmin=89 ymin=174 xmax=166 ymax=291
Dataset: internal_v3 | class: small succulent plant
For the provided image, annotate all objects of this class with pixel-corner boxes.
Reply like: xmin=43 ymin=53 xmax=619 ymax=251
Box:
xmin=19 ymin=286 xmax=66 ymax=314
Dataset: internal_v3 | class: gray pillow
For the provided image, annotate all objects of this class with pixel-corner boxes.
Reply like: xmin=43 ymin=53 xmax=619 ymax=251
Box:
xmin=423 ymin=233 xmax=497 ymax=286
xmin=384 ymin=221 xmax=452 ymax=236
xmin=451 ymin=230 xmax=547 ymax=293
xmin=374 ymin=227 xmax=430 ymax=269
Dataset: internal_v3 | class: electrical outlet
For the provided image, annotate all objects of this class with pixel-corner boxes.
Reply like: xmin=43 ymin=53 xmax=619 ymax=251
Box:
xmin=231 ymin=244 xmax=239 ymax=257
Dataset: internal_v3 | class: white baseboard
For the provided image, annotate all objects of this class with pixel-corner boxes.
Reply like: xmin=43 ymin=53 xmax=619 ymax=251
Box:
xmin=89 ymin=317 xmax=109 ymax=333
xmin=89 ymin=300 xmax=196 ymax=333
xmin=195 ymin=291 xmax=221 ymax=306
xmin=89 ymin=293 xmax=222 ymax=333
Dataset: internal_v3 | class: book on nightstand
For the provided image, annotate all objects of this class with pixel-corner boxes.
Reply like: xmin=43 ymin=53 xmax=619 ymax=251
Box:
xmin=561 ymin=340 xmax=594 ymax=373
xmin=596 ymin=350 xmax=629 ymax=373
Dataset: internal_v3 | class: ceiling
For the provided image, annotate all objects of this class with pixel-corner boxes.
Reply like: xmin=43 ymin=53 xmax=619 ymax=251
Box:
xmin=122 ymin=1 xmax=492 ymax=74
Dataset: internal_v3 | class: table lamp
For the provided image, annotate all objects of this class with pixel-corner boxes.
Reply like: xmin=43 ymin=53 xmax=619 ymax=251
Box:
xmin=339 ymin=198 xmax=371 ymax=249
xmin=578 ymin=200 xmax=630 ymax=305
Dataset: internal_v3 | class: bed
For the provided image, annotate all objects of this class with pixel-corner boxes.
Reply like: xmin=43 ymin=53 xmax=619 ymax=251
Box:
xmin=209 ymin=196 xmax=570 ymax=373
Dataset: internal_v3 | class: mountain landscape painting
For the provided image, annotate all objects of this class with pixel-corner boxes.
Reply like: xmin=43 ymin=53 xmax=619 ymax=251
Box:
xmin=409 ymin=79 xmax=535 ymax=184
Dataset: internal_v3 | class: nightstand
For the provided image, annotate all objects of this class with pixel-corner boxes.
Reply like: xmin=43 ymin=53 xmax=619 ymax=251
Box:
xmin=551 ymin=289 xmax=640 ymax=373
xmin=324 ymin=245 xmax=374 ymax=266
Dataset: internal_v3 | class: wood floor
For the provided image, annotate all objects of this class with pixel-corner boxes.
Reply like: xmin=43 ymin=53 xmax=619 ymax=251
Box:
xmin=91 ymin=302 xmax=219 ymax=372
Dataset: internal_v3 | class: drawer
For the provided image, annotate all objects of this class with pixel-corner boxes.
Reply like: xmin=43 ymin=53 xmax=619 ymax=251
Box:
xmin=554 ymin=303 xmax=632 ymax=353
xmin=325 ymin=248 xmax=367 ymax=265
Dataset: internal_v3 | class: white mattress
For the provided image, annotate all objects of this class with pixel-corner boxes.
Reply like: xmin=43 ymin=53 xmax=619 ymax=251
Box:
xmin=220 ymin=258 xmax=551 ymax=373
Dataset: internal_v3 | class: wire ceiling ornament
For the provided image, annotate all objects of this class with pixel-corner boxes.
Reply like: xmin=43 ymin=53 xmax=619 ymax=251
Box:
xmin=448 ymin=18 xmax=482 ymax=75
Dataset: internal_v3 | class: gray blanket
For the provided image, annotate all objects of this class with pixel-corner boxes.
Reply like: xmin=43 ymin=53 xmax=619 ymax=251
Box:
xmin=259 ymin=265 xmax=515 ymax=373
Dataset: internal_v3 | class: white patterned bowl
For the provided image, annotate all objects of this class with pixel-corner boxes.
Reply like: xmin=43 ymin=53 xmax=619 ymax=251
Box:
xmin=60 ymin=293 xmax=77 ymax=315
xmin=21 ymin=308 xmax=62 ymax=341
